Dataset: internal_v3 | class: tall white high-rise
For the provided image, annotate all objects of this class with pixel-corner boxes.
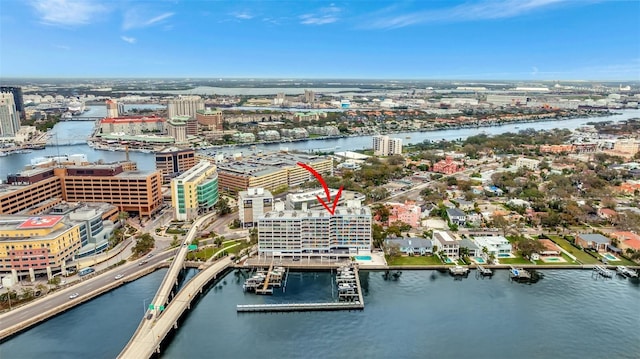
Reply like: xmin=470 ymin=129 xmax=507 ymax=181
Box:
xmin=167 ymin=96 xmax=205 ymax=118
xmin=372 ymin=135 xmax=402 ymax=156
xmin=0 ymin=92 xmax=20 ymax=137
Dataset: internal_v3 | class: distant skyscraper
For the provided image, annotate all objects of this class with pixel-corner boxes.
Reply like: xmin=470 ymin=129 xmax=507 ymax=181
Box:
xmin=303 ymin=89 xmax=315 ymax=104
xmin=0 ymin=92 xmax=20 ymax=137
xmin=106 ymin=99 xmax=118 ymax=118
xmin=167 ymin=96 xmax=205 ymax=118
xmin=372 ymin=135 xmax=402 ymax=156
xmin=0 ymin=86 xmax=25 ymax=121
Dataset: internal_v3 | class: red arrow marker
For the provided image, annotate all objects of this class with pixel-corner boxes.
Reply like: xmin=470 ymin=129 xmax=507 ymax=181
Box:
xmin=297 ymin=162 xmax=343 ymax=215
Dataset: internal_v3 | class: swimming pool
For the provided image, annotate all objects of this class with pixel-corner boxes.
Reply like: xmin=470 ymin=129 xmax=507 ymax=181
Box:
xmin=498 ymin=253 xmax=511 ymax=258
xmin=544 ymin=257 xmax=562 ymax=262
xmin=444 ymin=257 xmax=454 ymax=264
xmin=602 ymin=253 xmax=619 ymax=261
xmin=474 ymin=257 xmax=486 ymax=264
xmin=354 ymin=255 xmax=372 ymax=261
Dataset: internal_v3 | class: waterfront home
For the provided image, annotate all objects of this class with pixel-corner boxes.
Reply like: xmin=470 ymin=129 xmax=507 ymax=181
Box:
xmin=538 ymin=239 xmax=562 ymax=256
xmin=385 ymin=237 xmax=433 ymax=256
xmin=575 ymin=233 xmax=610 ymax=253
xmin=610 ymin=231 xmax=640 ymax=252
xmin=432 ymin=230 xmax=459 ymax=259
xmin=473 ymin=236 xmax=512 ymax=256
xmin=446 ymin=208 xmax=467 ymax=226
xmin=458 ymin=238 xmax=481 ymax=257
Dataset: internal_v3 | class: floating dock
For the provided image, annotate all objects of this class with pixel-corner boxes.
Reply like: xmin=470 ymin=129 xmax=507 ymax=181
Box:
xmin=237 ymin=302 xmax=364 ymax=312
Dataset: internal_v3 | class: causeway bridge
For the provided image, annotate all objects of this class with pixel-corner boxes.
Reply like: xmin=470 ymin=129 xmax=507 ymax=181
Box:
xmin=118 ymin=211 xmax=221 ymax=358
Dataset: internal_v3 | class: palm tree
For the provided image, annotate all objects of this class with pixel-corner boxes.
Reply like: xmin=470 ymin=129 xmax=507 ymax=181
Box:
xmin=118 ymin=211 xmax=130 ymax=245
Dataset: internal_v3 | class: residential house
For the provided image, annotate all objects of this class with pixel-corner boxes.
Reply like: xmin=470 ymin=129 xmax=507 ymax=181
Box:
xmin=446 ymin=208 xmax=467 ymax=226
xmin=432 ymin=230 xmax=459 ymax=260
xmin=575 ymin=233 xmax=610 ymax=252
xmin=597 ymin=208 xmax=618 ymax=223
xmin=432 ymin=156 xmax=465 ymax=175
xmin=538 ymin=239 xmax=562 ymax=256
xmin=385 ymin=237 xmax=433 ymax=256
xmin=610 ymin=231 xmax=640 ymax=252
xmin=387 ymin=201 xmax=422 ymax=228
xmin=456 ymin=199 xmax=475 ymax=212
xmin=459 ymin=237 xmax=481 ymax=257
xmin=473 ymin=236 xmax=513 ymax=256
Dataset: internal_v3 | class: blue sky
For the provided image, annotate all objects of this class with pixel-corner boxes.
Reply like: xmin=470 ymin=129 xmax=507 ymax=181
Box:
xmin=1 ymin=0 xmax=639 ymax=80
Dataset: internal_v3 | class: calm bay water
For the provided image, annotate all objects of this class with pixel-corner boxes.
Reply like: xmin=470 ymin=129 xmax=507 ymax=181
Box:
xmin=1 ymin=270 xmax=638 ymax=359
xmin=162 ymin=269 xmax=640 ymax=359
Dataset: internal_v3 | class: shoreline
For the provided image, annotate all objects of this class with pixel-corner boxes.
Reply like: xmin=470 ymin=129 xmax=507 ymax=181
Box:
xmin=84 ymin=109 xmax=616 ymax=154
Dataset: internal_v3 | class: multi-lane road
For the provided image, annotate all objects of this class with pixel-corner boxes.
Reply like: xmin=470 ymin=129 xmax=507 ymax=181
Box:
xmin=0 ymin=250 xmax=176 ymax=341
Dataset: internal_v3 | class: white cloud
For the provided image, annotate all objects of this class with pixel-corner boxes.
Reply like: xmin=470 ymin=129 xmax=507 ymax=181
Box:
xmin=232 ymin=12 xmax=254 ymax=20
xmin=299 ymin=5 xmax=341 ymax=25
xmin=30 ymin=0 xmax=107 ymax=26
xmin=121 ymin=36 xmax=136 ymax=44
xmin=366 ymin=0 xmax=579 ymax=29
xmin=123 ymin=10 xmax=175 ymax=30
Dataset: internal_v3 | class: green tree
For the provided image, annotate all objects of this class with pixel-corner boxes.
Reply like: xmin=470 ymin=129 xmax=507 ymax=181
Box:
xmin=215 ymin=197 xmax=232 ymax=215
xmin=514 ymin=237 xmax=545 ymax=259
xmin=249 ymin=228 xmax=258 ymax=244
xmin=132 ymin=233 xmax=155 ymax=257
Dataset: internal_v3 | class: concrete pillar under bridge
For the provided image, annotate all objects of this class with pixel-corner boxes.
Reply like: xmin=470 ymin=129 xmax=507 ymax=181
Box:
xmin=46 ymin=266 xmax=53 ymax=280
xmin=11 ymin=269 xmax=18 ymax=284
xmin=29 ymin=268 xmax=35 ymax=282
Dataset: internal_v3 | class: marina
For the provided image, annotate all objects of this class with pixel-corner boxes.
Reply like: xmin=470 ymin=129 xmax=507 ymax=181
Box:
xmin=238 ymin=264 xmax=364 ymax=313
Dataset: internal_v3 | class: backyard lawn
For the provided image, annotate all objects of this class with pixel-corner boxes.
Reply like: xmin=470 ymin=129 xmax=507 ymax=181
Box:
xmin=547 ymin=235 xmax=600 ymax=264
xmin=387 ymin=255 xmax=443 ymax=266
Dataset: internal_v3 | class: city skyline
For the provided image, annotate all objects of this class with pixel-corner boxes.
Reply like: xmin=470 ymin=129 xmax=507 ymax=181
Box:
xmin=1 ymin=0 xmax=639 ymax=80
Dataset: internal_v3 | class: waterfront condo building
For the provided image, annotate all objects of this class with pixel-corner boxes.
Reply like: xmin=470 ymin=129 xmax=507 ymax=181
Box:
xmin=155 ymin=147 xmax=197 ymax=180
xmin=167 ymin=96 xmax=205 ymax=118
xmin=196 ymin=108 xmax=223 ymax=131
xmin=171 ymin=160 xmax=219 ymax=221
xmin=238 ymin=187 xmax=274 ymax=228
xmin=257 ymin=201 xmax=372 ymax=259
xmin=372 ymin=135 xmax=402 ymax=156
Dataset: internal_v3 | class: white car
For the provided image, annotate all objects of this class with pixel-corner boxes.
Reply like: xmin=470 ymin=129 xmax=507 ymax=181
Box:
xmin=69 ymin=292 xmax=79 ymax=299
xmin=114 ymin=274 xmax=124 ymax=280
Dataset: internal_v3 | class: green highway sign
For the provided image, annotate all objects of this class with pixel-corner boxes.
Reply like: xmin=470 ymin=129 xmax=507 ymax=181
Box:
xmin=159 ymin=305 xmax=165 ymax=311
xmin=188 ymin=245 xmax=198 ymax=251
xmin=148 ymin=304 xmax=155 ymax=310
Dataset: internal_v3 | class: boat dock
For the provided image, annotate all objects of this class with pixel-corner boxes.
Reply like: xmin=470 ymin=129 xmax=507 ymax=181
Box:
xmin=449 ymin=265 xmax=470 ymax=276
xmin=476 ymin=265 xmax=493 ymax=277
xmin=616 ymin=266 xmax=638 ymax=278
xmin=243 ymin=263 xmax=287 ymax=295
xmin=237 ymin=301 xmax=364 ymax=312
xmin=509 ymin=267 xmax=532 ymax=281
xmin=593 ymin=265 xmax=613 ymax=278
xmin=237 ymin=263 xmax=364 ymax=313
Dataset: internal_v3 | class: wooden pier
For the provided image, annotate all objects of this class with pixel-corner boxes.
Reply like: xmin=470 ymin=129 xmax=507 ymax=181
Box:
xmin=476 ymin=265 xmax=493 ymax=277
xmin=237 ymin=302 xmax=364 ymax=312
xmin=593 ymin=265 xmax=613 ymax=278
